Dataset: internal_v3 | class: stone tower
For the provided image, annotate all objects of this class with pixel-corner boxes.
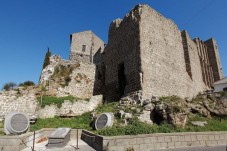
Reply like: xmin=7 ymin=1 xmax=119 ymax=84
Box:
xmin=70 ymin=30 xmax=105 ymax=64
xmin=104 ymin=4 xmax=223 ymax=102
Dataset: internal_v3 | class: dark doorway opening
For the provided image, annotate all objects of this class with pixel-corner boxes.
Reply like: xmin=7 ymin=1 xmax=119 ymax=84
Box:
xmin=151 ymin=110 xmax=164 ymax=125
xmin=118 ymin=63 xmax=127 ymax=98
xmin=223 ymin=87 xmax=227 ymax=92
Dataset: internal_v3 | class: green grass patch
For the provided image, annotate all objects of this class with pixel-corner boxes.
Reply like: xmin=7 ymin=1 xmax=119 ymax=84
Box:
xmin=96 ymin=115 xmax=227 ymax=136
xmin=30 ymin=112 xmax=92 ymax=131
xmin=96 ymin=118 xmax=177 ymax=136
xmin=0 ymin=122 xmax=3 ymax=128
xmin=0 ymin=131 xmax=4 ymax=136
xmin=95 ymin=102 xmax=119 ymax=114
xmin=38 ymin=95 xmax=85 ymax=108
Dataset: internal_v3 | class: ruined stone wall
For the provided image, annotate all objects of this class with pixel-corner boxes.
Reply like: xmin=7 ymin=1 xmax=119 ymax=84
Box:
xmin=56 ymin=62 xmax=96 ymax=99
xmin=92 ymin=33 xmax=105 ymax=64
xmin=194 ymin=38 xmax=214 ymax=87
xmin=0 ymin=91 xmax=38 ymax=120
xmin=39 ymin=54 xmax=97 ymax=99
xmin=104 ymin=8 xmax=142 ymax=101
xmin=181 ymin=31 xmax=206 ymax=91
xmin=139 ymin=5 xmax=206 ymax=99
xmin=204 ymin=38 xmax=223 ymax=82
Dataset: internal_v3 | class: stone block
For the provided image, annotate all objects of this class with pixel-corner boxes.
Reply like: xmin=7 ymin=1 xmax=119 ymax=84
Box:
xmin=154 ymin=143 xmax=162 ymax=149
xmin=157 ymin=136 xmax=164 ymax=142
xmin=132 ymin=145 xmax=140 ymax=151
xmin=164 ymin=136 xmax=172 ymax=142
xmin=136 ymin=138 xmax=144 ymax=144
xmin=167 ymin=142 xmax=175 ymax=148
xmin=191 ymin=135 xmax=197 ymax=141
xmin=181 ymin=142 xmax=188 ymax=147
xmin=116 ymin=139 xmax=129 ymax=146
xmin=171 ymin=136 xmax=179 ymax=142
xmin=109 ymin=145 xmax=125 ymax=151
xmin=184 ymin=135 xmax=191 ymax=141
xmin=144 ymin=138 xmax=150 ymax=144
xmin=197 ymin=135 xmax=203 ymax=140
xmin=149 ymin=137 xmax=157 ymax=143
xmin=219 ymin=135 xmax=225 ymax=140
xmin=161 ymin=142 xmax=168 ymax=148
xmin=208 ymin=135 xmax=215 ymax=140
xmin=146 ymin=144 xmax=155 ymax=150
xmin=128 ymin=138 xmax=137 ymax=145
xmin=214 ymin=135 xmax=220 ymax=140
xmin=174 ymin=142 xmax=182 ymax=148
xmin=139 ymin=144 xmax=148 ymax=150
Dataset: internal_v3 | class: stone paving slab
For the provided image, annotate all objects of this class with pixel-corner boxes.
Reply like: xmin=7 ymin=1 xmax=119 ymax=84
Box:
xmin=154 ymin=145 xmax=227 ymax=151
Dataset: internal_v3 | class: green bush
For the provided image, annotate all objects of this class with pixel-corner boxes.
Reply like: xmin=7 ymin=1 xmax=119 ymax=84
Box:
xmin=19 ymin=81 xmax=35 ymax=87
xmin=2 ymin=82 xmax=17 ymax=91
xmin=42 ymin=48 xmax=51 ymax=70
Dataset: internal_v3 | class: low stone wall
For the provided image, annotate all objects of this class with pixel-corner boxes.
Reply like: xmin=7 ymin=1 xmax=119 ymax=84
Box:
xmin=82 ymin=130 xmax=227 ymax=151
xmin=0 ymin=91 xmax=38 ymax=120
xmin=0 ymin=128 xmax=82 ymax=151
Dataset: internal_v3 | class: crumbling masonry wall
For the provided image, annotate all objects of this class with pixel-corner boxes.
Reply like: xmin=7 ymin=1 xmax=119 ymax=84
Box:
xmin=204 ymin=38 xmax=223 ymax=82
xmin=104 ymin=10 xmax=142 ymax=101
xmin=139 ymin=5 xmax=207 ymax=99
xmin=194 ymin=38 xmax=214 ymax=87
xmin=181 ymin=31 xmax=206 ymax=89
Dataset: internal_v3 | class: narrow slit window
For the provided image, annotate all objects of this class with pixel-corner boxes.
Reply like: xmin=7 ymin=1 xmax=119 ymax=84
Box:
xmin=82 ymin=45 xmax=86 ymax=52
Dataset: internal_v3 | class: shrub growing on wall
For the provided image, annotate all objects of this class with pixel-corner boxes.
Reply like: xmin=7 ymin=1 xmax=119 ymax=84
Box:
xmin=42 ymin=48 xmax=51 ymax=70
xmin=19 ymin=81 xmax=35 ymax=87
xmin=2 ymin=82 xmax=17 ymax=91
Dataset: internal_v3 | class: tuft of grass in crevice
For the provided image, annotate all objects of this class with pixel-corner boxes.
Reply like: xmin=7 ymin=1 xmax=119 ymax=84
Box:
xmin=94 ymin=102 xmax=119 ymax=114
xmin=38 ymin=95 xmax=86 ymax=108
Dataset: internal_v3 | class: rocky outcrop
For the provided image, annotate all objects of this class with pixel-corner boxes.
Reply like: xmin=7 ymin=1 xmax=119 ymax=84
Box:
xmin=191 ymin=121 xmax=208 ymax=127
xmin=39 ymin=54 xmax=97 ymax=99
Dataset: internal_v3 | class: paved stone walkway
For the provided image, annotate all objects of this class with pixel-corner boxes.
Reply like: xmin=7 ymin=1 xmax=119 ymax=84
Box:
xmin=22 ymin=139 xmax=95 ymax=151
xmin=154 ymin=145 xmax=227 ymax=151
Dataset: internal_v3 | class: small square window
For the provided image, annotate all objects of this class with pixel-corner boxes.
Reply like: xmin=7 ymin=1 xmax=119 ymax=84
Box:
xmin=82 ymin=45 xmax=86 ymax=52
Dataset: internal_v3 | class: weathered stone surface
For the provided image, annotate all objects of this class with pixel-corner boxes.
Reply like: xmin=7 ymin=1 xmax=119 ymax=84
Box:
xmin=191 ymin=121 xmax=208 ymax=127
xmin=190 ymin=104 xmax=211 ymax=118
xmin=39 ymin=53 xmax=98 ymax=99
xmin=138 ymin=111 xmax=153 ymax=124
xmin=144 ymin=103 xmax=155 ymax=111
xmin=39 ymin=55 xmax=61 ymax=84
xmin=124 ymin=113 xmax=132 ymax=119
xmin=143 ymin=99 xmax=151 ymax=106
xmin=0 ymin=91 xmax=38 ymax=121
xmin=169 ymin=113 xmax=187 ymax=128
xmin=38 ymin=95 xmax=103 ymax=118
xmin=38 ymin=104 xmax=59 ymax=118
xmin=104 ymin=4 xmax=222 ymax=102
xmin=116 ymin=110 xmax=125 ymax=119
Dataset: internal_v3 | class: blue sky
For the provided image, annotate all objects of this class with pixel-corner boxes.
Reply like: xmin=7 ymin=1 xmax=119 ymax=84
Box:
xmin=0 ymin=0 xmax=226 ymax=88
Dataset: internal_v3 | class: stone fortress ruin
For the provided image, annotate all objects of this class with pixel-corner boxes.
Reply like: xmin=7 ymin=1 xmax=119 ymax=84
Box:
xmin=40 ymin=4 xmax=223 ymax=103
